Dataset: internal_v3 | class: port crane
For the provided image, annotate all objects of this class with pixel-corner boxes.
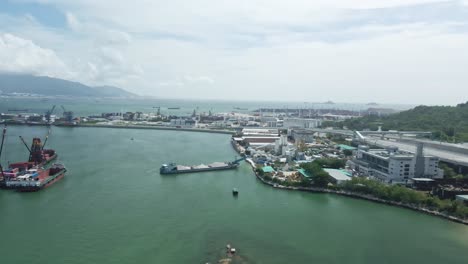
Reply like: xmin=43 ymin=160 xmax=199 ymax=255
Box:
xmin=61 ymin=105 xmax=74 ymax=124
xmin=45 ymin=105 xmax=56 ymax=124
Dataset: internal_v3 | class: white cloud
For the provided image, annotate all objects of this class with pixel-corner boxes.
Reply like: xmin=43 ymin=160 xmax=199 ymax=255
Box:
xmin=102 ymin=30 xmax=132 ymax=45
xmin=183 ymin=75 xmax=215 ymax=84
xmin=65 ymin=12 xmax=81 ymax=31
xmin=3 ymin=0 xmax=468 ymax=103
xmin=158 ymin=81 xmax=184 ymax=87
xmin=0 ymin=33 xmax=69 ymax=78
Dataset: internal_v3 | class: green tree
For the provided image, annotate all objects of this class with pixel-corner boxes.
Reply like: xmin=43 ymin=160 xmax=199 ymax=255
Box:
xmin=300 ymin=161 xmax=331 ymax=187
xmin=323 ymin=102 xmax=468 ymax=143
xmin=315 ymin=158 xmax=345 ymax=169
xmin=313 ymin=171 xmax=330 ymax=187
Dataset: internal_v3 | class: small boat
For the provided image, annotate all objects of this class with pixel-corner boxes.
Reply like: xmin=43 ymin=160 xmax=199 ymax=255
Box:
xmin=130 ymin=137 xmax=134 ymax=140
xmin=226 ymin=244 xmax=236 ymax=254
xmin=232 ymin=188 xmax=239 ymax=196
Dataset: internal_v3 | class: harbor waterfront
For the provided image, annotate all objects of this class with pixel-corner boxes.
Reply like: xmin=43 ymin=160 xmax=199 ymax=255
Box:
xmin=1 ymin=126 xmax=468 ymax=263
xmin=246 ymin=158 xmax=468 ymax=225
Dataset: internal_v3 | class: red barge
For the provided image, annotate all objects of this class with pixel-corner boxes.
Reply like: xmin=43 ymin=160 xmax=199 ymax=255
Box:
xmin=4 ymin=163 xmax=66 ymax=191
xmin=0 ymin=126 xmax=67 ymax=191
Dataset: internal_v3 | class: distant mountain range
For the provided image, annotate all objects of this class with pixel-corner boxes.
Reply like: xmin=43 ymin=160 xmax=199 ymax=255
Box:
xmin=0 ymin=73 xmax=136 ymax=98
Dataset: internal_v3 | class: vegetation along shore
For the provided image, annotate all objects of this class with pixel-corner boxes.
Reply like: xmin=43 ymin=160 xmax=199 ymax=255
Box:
xmin=245 ymin=159 xmax=468 ymax=225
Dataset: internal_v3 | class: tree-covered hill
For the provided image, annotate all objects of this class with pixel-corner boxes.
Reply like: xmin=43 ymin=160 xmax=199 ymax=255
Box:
xmin=325 ymin=102 xmax=468 ymax=142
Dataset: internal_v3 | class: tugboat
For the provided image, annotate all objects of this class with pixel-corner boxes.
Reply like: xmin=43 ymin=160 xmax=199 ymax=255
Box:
xmin=232 ymin=188 xmax=239 ymax=196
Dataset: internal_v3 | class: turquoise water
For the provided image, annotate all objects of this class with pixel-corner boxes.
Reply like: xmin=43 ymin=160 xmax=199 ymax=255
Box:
xmin=1 ymin=125 xmax=468 ymax=264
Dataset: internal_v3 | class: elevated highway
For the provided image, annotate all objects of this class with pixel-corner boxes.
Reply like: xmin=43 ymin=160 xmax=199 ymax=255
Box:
xmin=362 ymin=136 xmax=468 ymax=170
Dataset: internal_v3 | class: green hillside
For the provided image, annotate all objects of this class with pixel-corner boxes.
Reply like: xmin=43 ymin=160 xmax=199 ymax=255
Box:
xmin=326 ymin=102 xmax=468 ymax=142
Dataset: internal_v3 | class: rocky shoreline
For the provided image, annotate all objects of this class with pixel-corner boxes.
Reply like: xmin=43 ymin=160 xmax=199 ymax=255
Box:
xmin=245 ymin=159 xmax=468 ymax=226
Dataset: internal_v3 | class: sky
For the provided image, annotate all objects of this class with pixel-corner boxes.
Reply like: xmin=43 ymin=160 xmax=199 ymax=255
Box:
xmin=0 ymin=0 xmax=468 ymax=105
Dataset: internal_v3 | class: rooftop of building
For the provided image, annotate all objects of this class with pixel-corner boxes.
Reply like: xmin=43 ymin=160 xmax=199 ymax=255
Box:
xmin=337 ymin=144 xmax=357 ymax=151
xmin=324 ymin=169 xmax=352 ymax=181
xmin=364 ymin=149 xmax=416 ymax=159
xmin=262 ymin=166 xmax=275 ymax=173
xmin=412 ymin=178 xmax=436 ymax=182
xmin=297 ymin=168 xmax=311 ymax=178
xmin=291 ymin=129 xmax=316 ymax=135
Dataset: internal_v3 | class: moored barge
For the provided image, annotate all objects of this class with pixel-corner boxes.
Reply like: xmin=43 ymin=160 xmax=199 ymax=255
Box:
xmin=160 ymin=158 xmax=244 ymax=175
xmin=5 ymin=164 xmax=66 ymax=192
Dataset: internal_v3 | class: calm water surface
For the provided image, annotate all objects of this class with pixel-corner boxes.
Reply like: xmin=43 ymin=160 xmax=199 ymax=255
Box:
xmin=0 ymin=97 xmax=414 ymax=117
xmin=1 ymin=126 xmax=467 ymax=264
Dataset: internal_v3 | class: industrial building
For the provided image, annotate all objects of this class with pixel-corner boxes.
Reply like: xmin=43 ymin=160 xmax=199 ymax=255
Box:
xmin=283 ymin=118 xmax=321 ymax=129
xmin=290 ymin=129 xmax=316 ymax=143
xmin=351 ymin=144 xmax=443 ymax=184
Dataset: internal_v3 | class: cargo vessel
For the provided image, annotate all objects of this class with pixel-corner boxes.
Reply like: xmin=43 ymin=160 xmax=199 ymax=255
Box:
xmin=4 ymin=163 xmax=66 ymax=192
xmin=160 ymin=158 xmax=244 ymax=175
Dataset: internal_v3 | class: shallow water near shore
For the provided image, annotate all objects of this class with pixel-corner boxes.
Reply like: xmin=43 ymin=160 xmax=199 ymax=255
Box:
xmin=1 ymin=126 xmax=468 ymax=264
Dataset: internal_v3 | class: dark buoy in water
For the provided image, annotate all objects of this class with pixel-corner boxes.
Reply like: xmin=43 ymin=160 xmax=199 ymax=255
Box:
xmin=232 ymin=188 xmax=238 ymax=196
xmin=131 ymin=137 xmax=134 ymax=140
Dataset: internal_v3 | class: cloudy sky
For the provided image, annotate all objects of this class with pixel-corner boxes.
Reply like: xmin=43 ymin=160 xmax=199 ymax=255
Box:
xmin=1 ymin=0 xmax=468 ymax=104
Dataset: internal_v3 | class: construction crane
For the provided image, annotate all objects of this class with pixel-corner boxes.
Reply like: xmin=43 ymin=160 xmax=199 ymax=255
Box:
xmin=19 ymin=135 xmax=44 ymax=165
xmin=45 ymin=105 xmax=56 ymax=124
xmin=42 ymin=128 xmax=52 ymax=150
